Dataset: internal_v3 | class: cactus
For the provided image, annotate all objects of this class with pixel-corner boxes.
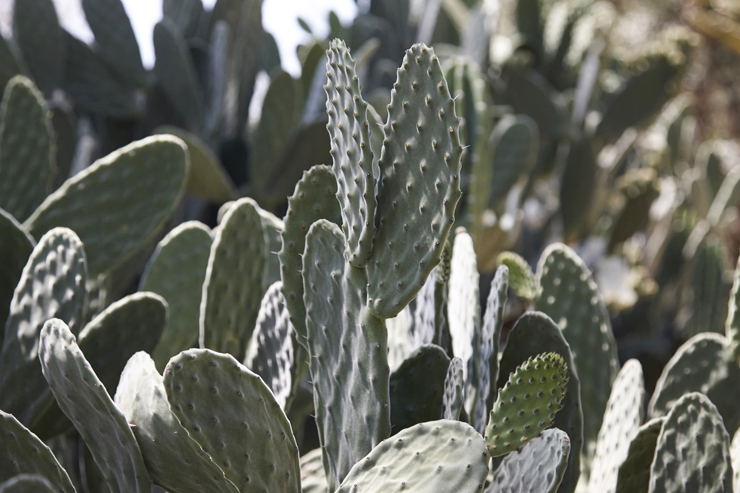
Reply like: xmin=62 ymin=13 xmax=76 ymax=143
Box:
xmin=442 ymin=357 xmax=465 ymax=420
xmin=480 ymin=265 xmax=509 ymax=428
xmin=12 ymin=0 xmax=65 ymax=95
xmin=0 ymin=208 xmax=34 ymax=333
xmin=0 ymin=474 xmax=56 ymax=493
xmin=163 ymin=348 xmax=301 ymax=493
xmin=335 ymin=420 xmax=489 ymax=493
xmin=614 ymin=418 xmax=665 ymax=493
xmin=726 ymin=256 xmax=740 ymax=361
xmin=497 ymin=251 xmax=535 ymax=300
xmin=301 ymin=448 xmax=328 ymax=493
xmin=732 ymin=428 xmax=740 ymax=493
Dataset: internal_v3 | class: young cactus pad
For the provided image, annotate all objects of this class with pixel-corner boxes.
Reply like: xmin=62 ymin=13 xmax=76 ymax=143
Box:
xmin=485 ymin=352 xmax=568 ymax=457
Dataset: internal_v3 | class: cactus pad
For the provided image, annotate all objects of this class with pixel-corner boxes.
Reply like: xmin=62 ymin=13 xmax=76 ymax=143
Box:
xmin=300 ymin=449 xmax=328 ymax=493
xmin=0 ymin=474 xmax=56 ymax=492
xmin=442 ymin=357 xmax=464 ymax=420
xmin=0 ymin=208 xmax=34 ymax=335
xmin=12 ymin=0 xmax=65 ymax=94
xmin=731 ymin=428 xmax=740 ymax=493
xmin=497 ymin=251 xmax=535 ymax=300
xmin=726 ymin=257 xmax=740 ymax=362
xmin=479 ymin=266 xmax=509 ymax=431
xmin=615 ymin=418 xmax=665 ymax=493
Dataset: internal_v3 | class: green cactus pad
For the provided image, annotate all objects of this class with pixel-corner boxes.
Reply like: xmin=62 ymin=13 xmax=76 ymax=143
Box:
xmin=726 ymin=257 xmax=740 ymax=361
xmin=77 ymin=292 xmax=167 ymax=394
xmin=300 ymin=449 xmax=328 ymax=493
xmin=0 ymin=474 xmax=56 ymax=493
xmin=140 ymin=221 xmax=213 ymax=371
xmin=487 ymin=114 xmax=539 ymax=207
xmin=324 ymin=39 xmax=377 ymax=267
xmin=649 ymin=392 xmax=732 ymax=493
xmin=479 ymin=265 xmax=509 ymax=432
xmin=614 ymin=418 xmax=664 ymax=493
xmin=303 ymin=219 xmax=390 ymax=489
xmin=244 ymin=281 xmax=295 ymax=409
xmin=389 ymin=344 xmax=450 ymax=434
xmin=0 ymin=208 xmax=34 ymax=335
xmin=24 ymin=135 xmax=189 ymax=277
xmin=367 ymin=43 xmax=462 ymax=319
xmin=200 ymin=198 xmax=266 ymax=358
xmin=0 ymin=411 xmax=75 ymax=492
xmin=12 ymin=0 xmax=65 ymax=94
xmin=386 ymin=305 xmax=414 ymax=371
xmin=38 ymin=319 xmax=151 ymax=492
xmin=487 ymin=428 xmax=571 ymax=493
xmin=535 ymin=243 xmax=619 ymax=474
xmin=497 ymin=251 xmax=536 ymax=300
xmin=115 ymin=352 xmax=239 ymax=493
xmin=442 ymin=357 xmax=464 ymax=420
xmin=0 ymin=76 xmax=55 ymax=221
xmin=731 ymin=428 xmax=740 ymax=492
xmin=163 ymin=348 xmax=301 ymax=493
xmin=485 ymin=352 xmax=568 ymax=457
xmin=336 ymin=420 xmax=489 ymax=493
xmin=587 ymin=359 xmax=645 ymax=493
xmin=411 ymin=271 xmax=436 ymax=347
xmin=258 ymin=208 xmax=284 ymax=291
xmin=279 ymin=165 xmax=342 ymax=346
xmin=648 ymin=332 xmax=740 ymax=434
xmin=498 ymin=312 xmax=583 ymax=493
xmin=0 ymin=228 xmax=86 ymax=428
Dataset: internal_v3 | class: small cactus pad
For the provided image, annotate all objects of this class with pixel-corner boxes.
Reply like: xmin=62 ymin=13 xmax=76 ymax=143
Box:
xmin=367 ymin=43 xmax=462 ymax=319
xmin=487 ymin=428 xmax=571 ymax=493
xmin=0 ymin=411 xmax=75 ymax=492
xmin=0 ymin=76 xmax=55 ymax=221
xmin=615 ymin=418 xmax=665 ymax=493
xmin=441 ymin=357 xmax=464 ymax=420
xmin=587 ymin=359 xmax=645 ymax=493
xmin=335 ymin=420 xmax=489 ymax=493
xmin=0 ymin=208 xmax=34 ymax=334
xmin=200 ymin=198 xmax=266 ymax=358
xmin=479 ymin=266 xmax=509 ymax=432
xmin=244 ymin=281 xmax=295 ymax=409
xmin=649 ymin=392 xmax=732 ymax=493
xmin=497 ymin=251 xmax=535 ymax=300
xmin=139 ymin=221 xmax=213 ymax=371
xmin=726 ymin=257 xmax=740 ymax=361
xmin=498 ymin=312 xmax=583 ymax=493
xmin=279 ymin=165 xmax=342 ymax=346
xmin=38 ymin=319 xmax=151 ymax=492
xmin=535 ymin=243 xmax=619 ymax=474
xmin=300 ymin=449 xmax=329 ymax=493
xmin=324 ymin=39 xmax=377 ymax=267
xmin=0 ymin=474 xmax=56 ymax=493
xmin=24 ymin=135 xmax=189 ymax=276
xmin=485 ymin=352 xmax=568 ymax=457
xmin=389 ymin=344 xmax=450 ymax=434
xmin=163 ymin=348 xmax=301 ymax=493
xmin=0 ymin=227 xmax=86 ymax=428
xmin=303 ymin=220 xmax=390 ymax=489
xmin=115 ymin=352 xmax=239 ymax=493
xmin=77 ymin=292 xmax=167 ymax=394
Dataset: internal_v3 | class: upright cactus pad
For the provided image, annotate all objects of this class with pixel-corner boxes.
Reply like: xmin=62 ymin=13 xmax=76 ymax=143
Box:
xmin=335 ymin=420 xmax=489 ymax=493
xmin=497 ymin=251 xmax=536 ymax=300
xmin=0 ymin=411 xmax=75 ymax=492
xmin=485 ymin=352 xmax=568 ymax=457
xmin=163 ymin=349 xmax=301 ymax=493
xmin=615 ymin=418 xmax=665 ymax=493
xmin=200 ymin=198 xmax=266 ymax=358
xmin=38 ymin=319 xmax=151 ymax=492
xmin=12 ymin=0 xmax=65 ymax=94
xmin=649 ymin=392 xmax=732 ymax=493
xmin=303 ymin=220 xmax=390 ymax=489
xmin=324 ymin=39 xmax=377 ymax=267
xmin=367 ymin=43 xmax=462 ymax=319
xmin=0 ymin=208 xmax=34 ymax=335
xmin=280 ymin=165 xmax=342 ymax=345
xmin=442 ymin=357 xmax=464 ymax=420
xmin=115 ymin=352 xmax=238 ymax=493
xmin=24 ymin=135 xmax=189 ymax=276
xmin=480 ymin=266 xmax=509 ymax=429
xmin=487 ymin=428 xmax=571 ymax=493
xmin=0 ymin=76 xmax=55 ymax=222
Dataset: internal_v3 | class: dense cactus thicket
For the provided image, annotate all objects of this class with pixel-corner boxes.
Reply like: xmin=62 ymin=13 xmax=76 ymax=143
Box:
xmin=3 ymin=0 xmax=740 ymax=491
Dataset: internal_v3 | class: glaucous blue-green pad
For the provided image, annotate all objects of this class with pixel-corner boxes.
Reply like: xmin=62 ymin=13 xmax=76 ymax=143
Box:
xmin=139 ymin=221 xmax=213 ymax=371
xmin=77 ymin=292 xmax=167 ymax=394
xmin=163 ymin=348 xmax=301 ymax=493
xmin=115 ymin=352 xmax=239 ymax=493
xmin=497 ymin=251 xmax=535 ymax=300
xmin=300 ymin=449 xmax=328 ymax=493
xmin=0 ymin=474 xmax=56 ymax=493
xmin=324 ymin=39 xmax=377 ymax=268
xmin=200 ymin=198 xmax=266 ymax=358
xmin=0 ymin=411 xmax=75 ymax=492
xmin=367 ymin=43 xmax=462 ymax=320
xmin=648 ymin=333 xmax=740 ymax=434
xmin=336 ymin=420 xmax=489 ymax=493
xmin=257 ymin=208 xmax=284 ymax=291
xmin=649 ymin=392 xmax=732 ymax=493
xmin=244 ymin=281 xmax=295 ymax=410
xmin=389 ymin=344 xmax=450 ymax=434
xmin=587 ymin=359 xmax=645 ymax=493
xmin=280 ymin=165 xmax=342 ymax=346
xmin=498 ymin=312 xmax=583 ymax=493
xmin=38 ymin=319 xmax=151 ymax=493
xmin=303 ymin=220 xmax=390 ymax=490
xmin=535 ymin=243 xmax=618 ymax=474
xmin=731 ymin=428 xmax=740 ymax=492
xmin=24 ymin=135 xmax=189 ymax=277
xmin=615 ymin=418 xmax=664 ymax=493
xmin=12 ymin=0 xmax=65 ymax=94
xmin=442 ymin=357 xmax=464 ymax=420
xmin=0 ymin=227 xmax=86 ymax=428
xmin=0 ymin=208 xmax=34 ymax=337
xmin=725 ymin=257 xmax=740 ymax=361
xmin=479 ymin=265 xmax=508 ymax=432
xmin=0 ymin=76 xmax=55 ymax=222
xmin=487 ymin=428 xmax=571 ymax=493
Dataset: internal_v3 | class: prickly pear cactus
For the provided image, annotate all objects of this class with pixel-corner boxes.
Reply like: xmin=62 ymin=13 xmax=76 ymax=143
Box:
xmin=615 ymin=418 xmax=665 ymax=493
xmin=0 ymin=208 xmax=34 ymax=335
xmin=497 ymin=251 xmax=535 ymax=300
xmin=0 ymin=474 xmax=57 ymax=492
xmin=726 ymin=257 xmax=740 ymax=362
xmin=442 ymin=357 xmax=465 ymax=420
xmin=480 ymin=265 xmax=509 ymax=427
